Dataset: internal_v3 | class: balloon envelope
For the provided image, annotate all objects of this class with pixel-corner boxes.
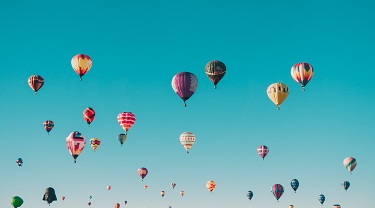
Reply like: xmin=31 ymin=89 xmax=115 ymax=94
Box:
xmin=114 ymin=203 xmax=120 ymax=208
xmin=107 ymin=185 xmax=111 ymax=190
xmin=206 ymin=180 xmax=216 ymax=192
xmin=171 ymin=72 xmax=198 ymax=106
xmin=291 ymin=62 xmax=314 ymax=91
xmin=90 ymin=138 xmax=101 ymax=151
xmin=332 ymin=204 xmax=341 ymax=208
xmin=161 ymin=191 xmax=165 ymax=197
xmin=11 ymin=196 xmax=23 ymax=208
xmin=43 ymin=120 xmax=54 ymax=134
xmin=266 ymin=83 xmax=289 ymax=109
xmin=28 ymin=75 xmax=44 ymax=94
xmin=16 ymin=158 xmax=23 ymax=167
xmin=171 ymin=182 xmax=176 ymax=189
xmin=290 ymin=179 xmax=299 ymax=193
xmin=272 ymin=184 xmax=284 ymax=201
xmin=42 ymin=187 xmax=57 ymax=205
xmin=83 ymin=107 xmax=96 ymax=126
xmin=180 ymin=132 xmax=196 ymax=153
xmin=205 ymin=60 xmax=226 ymax=88
xmin=66 ymin=131 xmax=86 ymax=163
xmin=246 ymin=190 xmax=253 ymax=201
xmin=118 ymin=133 xmax=127 ymax=146
xmin=257 ymin=145 xmax=269 ymax=160
xmin=117 ymin=112 xmax=136 ymax=133
xmin=71 ymin=54 xmax=92 ymax=80
xmin=138 ymin=167 xmax=148 ymax=180
xmin=343 ymin=157 xmax=357 ymax=173
xmin=318 ymin=194 xmax=325 ymax=205
xmin=341 ymin=181 xmax=350 ymax=191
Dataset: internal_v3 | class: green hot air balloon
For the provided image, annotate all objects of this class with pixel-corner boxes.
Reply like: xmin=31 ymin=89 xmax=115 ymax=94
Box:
xmin=11 ymin=196 xmax=23 ymax=208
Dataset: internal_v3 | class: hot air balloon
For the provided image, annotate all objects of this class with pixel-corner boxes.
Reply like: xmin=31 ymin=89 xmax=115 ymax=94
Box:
xmin=66 ymin=131 xmax=86 ymax=163
xmin=171 ymin=183 xmax=176 ymax=189
xmin=291 ymin=179 xmax=299 ymax=193
xmin=161 ymin=191 xmax=165 ymax=197
xmin=61 ymin=196 xmax=65 ymax=201
xmin=180 ymin=191 xmax=184 ymax=197
xmin=171 ymin=72 xmax=198 ymax=106
xmin=272 ymin=184 xmax=284 ymax=202
xmin=11 ymin=196 xmax=23 ymax=208
xmin=42 ymin=187 xmax=57 ymax=206
xmin=343 ymin=157 xmax=357 ymax=173
xmin=43 ymin=120 xmax=54 ymax=135
xmin=114 ymin=203 xmax=120 ymax=208
xmin=291 ymin=62 xmax=314 ymax=91
xmin=90 ymin=138 xmax=101 ymax=151
xmin=266 ymin=83 xmax=289 ymax=110
xmin=89 ymin=196 xmax=92 ymax=199
xmin=205 ymin=60 xmax=226 ymax=89
xmin=341 ymin=181 xmax=350 ymax=191
xmin=16 ymin=158 xmax=23 ymax=167
xmin=257 ymin=145 xmax=269 ymax=160
xmin=71 ymin=54 xmax=92 ymax=81
xmin=180 ymin=132 xmax=196 ymax=153
xmin=107 ymin=185 xmax=111 ymax=190
xmin=318 ymin=194 xmax=325 ymax=205
xmin=28 ymin=75 xmax=44 ymax=95
xmin=138 ymin=167 xmax=148 ymax=181
xmin=206 ymin=180 xmax=216 ymax=193
xmin=124 ymin=201 xmax=127 ymax=205
xmin=289 ymin=205 xmax=294 ymax=208
xmin=83 ymin=107 xmax=95 ymax=126
xmin=246 ymin=190 xmax=253 ymax=201
xmin=88 ymin=202 xmax=91 ymax=206
xmin=332 ymin=204 xmax=341 ymax=208
xmin=118 ymin=134 xmax=127 ymax=146
xmin=117 ymin=112 xmax=136 ymax=134
xmin=144 ymin=185 xmax=148 ymax=189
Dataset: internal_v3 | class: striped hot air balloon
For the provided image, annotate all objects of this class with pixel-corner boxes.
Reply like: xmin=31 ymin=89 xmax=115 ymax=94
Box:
xmin=180 ymin=132 xmax=196 ymax=153
xmin=343 ymin=157 xmax=357 ymax=173
xmin=43 ymin=120 xmax=54 ymax=135
xmin=117 ymin=112 xmax=136 ymax=134
xmin=71 ymin=54 xmax=92 ymax=81
xmin=206 ymin=180 xmax=216 ymax=193
xmin=28 ymin=75 xmax=44 ymax=95
xmin=291 ymin=62 xmax=314 ymax=91
xmin=257 ymin=145 xmax=269 ymax=160
xmin=266 ymin=83 xmax=289 ymax=110
xmin=272 ymin=184 xmax=284 ymax=202
xmin=90 ymin=138 xmax=101 ymax=152
xmin=171 ymin=72 xmax=198 ymax=106
xmin=205 ymin=60 xmax=226 ymax=89
xmin=341 ymin=181 xmax=350 ymax=191
xmin=66 ymin=131 xmax=86 ymax=163
xmin=83 ymin=107 xmax=95 ymax=126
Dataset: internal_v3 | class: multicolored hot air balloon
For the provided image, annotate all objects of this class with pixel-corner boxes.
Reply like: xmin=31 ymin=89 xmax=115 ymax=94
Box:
xmin=114 ymin=203 xmax=120 ymax=208
xmin=161 ymin=191 xmax=165 ymax=197
xmin=206 ymin=180 xmax=216 ymax=193
xmin=107 ymin=185 xmax=111 ymax=190
xmin=205 ymin=60 xmax=226 ymax=89
xmin=291 ymin=62 xmax=314 ymax=91
xmin=171 ymin=72 xmax=198 ymax=106
xmin=332 ymin=204 xmax=341 ymax=208
xmin=180 ymin=191 xmax=184 ymax=197
xmin=71 ymin=54 xmax=92 ymax=81
xmin=343 ymin=157 xmax=357 ymax=173
xmin=257 ymin=145 xmax=269 ymax=160
xmin=138 ymin=167 xmax=148 ymax=181
xmin=171 ymin=183 xmax=176 ymax=189
xmin=11 ymin=196 xmax=23 ymax=208
xmin=341 ymin=181 xmax=350 ymax=191
xmin=83 ymin=107 xmax=95 ymax=126
xmin=246 ymin=190 xmax=253 ymax=201
xmin=90 ymin=138 xmax=101 ymax=152
xmin=180 ymin=132 xmax=196 ymax=153
xmin=117 ymin=112 xmax=136 ymax=134
xmin=43 ymin=120 xmax=54 ymax=135
xmin=318 ymin=194 xmax=325 ymax=205
xmin=266 ymin=83 xmax=289 ymax=110
xmin=16 ymin=158 xmax=23 ymax=167
xmin=272 ymin=184 xmax=284 ymax=202
xmin=28 ymin=75 xmax=44 ymax=95
xmin=42 ymin=187 xmax=57 ymax=206
xmin=66 ymin=131 xmax=86 ymax=163
xmin=118 ymin=134 xmax=127 ymax=146
xmin=290 ymin=179 xmax=299 ymax=193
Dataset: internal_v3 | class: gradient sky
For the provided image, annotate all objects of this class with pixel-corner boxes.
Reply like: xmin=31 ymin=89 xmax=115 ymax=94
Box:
xmin=0 ymin=0 xmax=374 ymax=207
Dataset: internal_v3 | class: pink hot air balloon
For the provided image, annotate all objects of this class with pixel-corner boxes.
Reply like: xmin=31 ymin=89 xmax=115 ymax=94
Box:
xmin=257 ymin=145 xmax=269 ymax=160
xmin=171 ymin=72 xmax=198 ymax=106
xmin=138 ymin=167 xmax=148 ymax=181
xmin=114 ymin=203 xmax=120 ymax=208
xmin=343 ymin=157 xmax=357 ymax=173
xmin=107 ymin=185 xmax=111 ymax=190
xmin=117 ymin=112 xmax=136 ymax=134
xmin=61 ymin=196 xmax=65 ymax=200
xmin=124 ymin=201 xmax=127 ymax=205
xmin=88 ymin=202 xmax=92 ymax=206
xmin=66 ymin=131 xmax=86 ymax=163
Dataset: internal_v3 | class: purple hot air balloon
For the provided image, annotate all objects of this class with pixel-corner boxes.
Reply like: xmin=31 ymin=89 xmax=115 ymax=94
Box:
xmin=171 ymin=72 xmax=198 ymax=107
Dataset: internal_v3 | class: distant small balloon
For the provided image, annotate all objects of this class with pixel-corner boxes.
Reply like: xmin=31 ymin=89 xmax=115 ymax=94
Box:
xmin=16 ymin=158 xmax=23 ymax=167
xmin=28 ymin=75 xmax=44 ymax=95
xmin=107 ymin=185 xmax=111 ymax=190
xmin=114 ymin=203 xmax=120 ymax=208
xmin=161 ymin=191 xmax=165 ymax=197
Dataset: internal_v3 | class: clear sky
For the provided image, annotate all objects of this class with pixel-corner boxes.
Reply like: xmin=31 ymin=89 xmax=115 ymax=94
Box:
xmin=0 ymin=0 xmax=374 ymax=207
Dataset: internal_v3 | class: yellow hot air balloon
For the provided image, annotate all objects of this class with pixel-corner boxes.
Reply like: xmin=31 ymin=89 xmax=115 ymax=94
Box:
xmin=71 ymin=54 xmax=92 ymax=81
xmin=90 ymin=138 xmax=101 ymax=151
xmin=266 ymin=83 xmax=289 ymax=110
xmin=206 ymin=180 xmax=216 ymax=193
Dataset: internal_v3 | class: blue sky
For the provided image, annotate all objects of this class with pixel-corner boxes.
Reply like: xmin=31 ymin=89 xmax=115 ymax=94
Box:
xmin=0 ymin=0 xmax=374 ymax=207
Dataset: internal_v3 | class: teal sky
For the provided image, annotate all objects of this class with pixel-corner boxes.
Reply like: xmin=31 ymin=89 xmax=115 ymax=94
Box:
xmin=0 ymin=0 xmax=374 ymax=207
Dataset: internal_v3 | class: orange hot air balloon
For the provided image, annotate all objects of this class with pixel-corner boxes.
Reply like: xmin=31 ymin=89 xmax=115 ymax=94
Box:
xmin=71 ymin=54 xmax=92 ymax=80
xmin=206 ymin=180 xmax=216 ymax=193
xmin=28 ymin=75 xmax=44 ymax=95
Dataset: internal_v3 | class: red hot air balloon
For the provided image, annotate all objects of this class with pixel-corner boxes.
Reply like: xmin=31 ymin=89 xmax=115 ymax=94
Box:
xmin=257 ymin=145 xmax=269 ymax=160
xmin=83 ymin=107 xmax=95 ymax=126
xmin=28 ymin=75 xmax=44 ymax=95
xmin=272 ymin=184 xmax=284 ymax=202
xmin=71 ymin=54 xmax=92 ymax=81
xmin=138 ymin=167 xmax=148 ymax=181
xmin=61 ymin=196 xmax=65 ymax=200
xmin=107 ymin=185 xmax=111 ymax=190
xmin=66 ymin=131 xmax=86 ymax=163
xmin=171 ymin=72 xmax=198 ymax=106
xmin=114 ymin=203 xmax=120 ymax=208
xmin=43 ymin=120 xmax=54 ymax=135
xmin=117 ymin=112 xmax=136 ymax=134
